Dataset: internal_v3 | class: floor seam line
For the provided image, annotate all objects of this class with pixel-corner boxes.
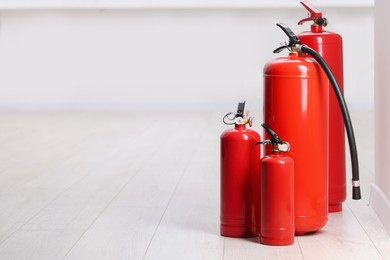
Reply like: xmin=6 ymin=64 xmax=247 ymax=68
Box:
xmin=141 ymin=131 xmax=204 ymax=260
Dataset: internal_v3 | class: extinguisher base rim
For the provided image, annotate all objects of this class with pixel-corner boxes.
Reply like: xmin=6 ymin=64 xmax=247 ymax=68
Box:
xmin=260 ymin=236 xmax=294 ymax=246
xmin=220 ymin=225 xmax=258 ymax=238
xmin=328 ymin=204 xmax=343 ymax=213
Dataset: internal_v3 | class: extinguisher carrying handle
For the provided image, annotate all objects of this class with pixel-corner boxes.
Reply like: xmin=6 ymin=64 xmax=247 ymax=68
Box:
xmin=299 ymin=44 xmax=361 ymax=200
xmin=298 ymin=1 xmax=327 ymax=26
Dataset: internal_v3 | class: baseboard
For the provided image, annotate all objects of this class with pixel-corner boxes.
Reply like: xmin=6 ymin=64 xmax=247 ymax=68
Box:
xmin=370 ymin=184 xmax=390 ymax=239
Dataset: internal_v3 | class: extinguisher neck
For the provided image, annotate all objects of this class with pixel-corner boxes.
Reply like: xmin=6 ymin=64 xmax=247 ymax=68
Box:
xmin=288 ymin=52 xmax=300 ymax=58
xmin=235 ymin=124 xmax=246 ymax=130
xmin=271 ymin=150 xmax=285 ymax=155
xmin=311 ymin=24 xmax=323 ymax=33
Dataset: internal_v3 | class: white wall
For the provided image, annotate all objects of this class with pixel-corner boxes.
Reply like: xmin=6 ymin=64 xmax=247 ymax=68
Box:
xmin=0 ymin=7 xmax=373 ymax=111
xmin=371 ymin=0 xmax=390 ymax=238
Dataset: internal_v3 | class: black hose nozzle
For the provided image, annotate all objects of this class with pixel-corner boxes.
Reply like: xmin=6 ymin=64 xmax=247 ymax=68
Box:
xmin=353 ymin=186 xmax=362 ymax=200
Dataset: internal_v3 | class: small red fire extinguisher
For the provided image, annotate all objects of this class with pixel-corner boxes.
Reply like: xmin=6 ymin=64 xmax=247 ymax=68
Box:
xmin=220 ymin=101 xmax=260 ymax=237
xmin=260 ymin=124 xmax=294 ymax=246
xmin=297 ymin=1 xmax=346 ymax=213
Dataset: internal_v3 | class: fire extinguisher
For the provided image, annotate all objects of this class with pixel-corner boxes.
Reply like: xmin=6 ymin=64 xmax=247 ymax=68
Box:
xmin=297 ymin=1 xmax=346 ymax=213
xmin=264 ymin=23 xmax=361 ymax=235
xmin=260 ymin=124 xmax=294 ymax=246
xmin=220 ymin=101 xmax=260 ymax=237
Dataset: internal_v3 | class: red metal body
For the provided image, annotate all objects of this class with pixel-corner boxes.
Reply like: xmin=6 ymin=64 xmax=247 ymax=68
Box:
xmin=298 ymin=1 xmax=346 ymax=213
xmin=220 ymin=124 xmax=260 ymax=237
xmin=263 ymin=52 xmax=329 ymax=235
xmin=260 ymin=152 xmax=294 ymax=245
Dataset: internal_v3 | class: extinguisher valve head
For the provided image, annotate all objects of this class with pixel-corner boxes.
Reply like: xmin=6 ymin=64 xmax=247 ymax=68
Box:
xmin=261 ymin=141 xmax=290 ymax=153
xmin=234 ymin=115 xmax=253 ymax=127
xmin=273 ymin=23 xmax=302 ymax=54
xmin=261 ymin=124 xmax=291 ymax=153
xmin=235 ymin=117 xmax=244 ymax=125
xmin=277 ymin=142 xmax=290 ymax=152
xmin=223 ymin=100 xmax=253 ymax=126
xmin=316 ymin=17 xmax=328 ymax=27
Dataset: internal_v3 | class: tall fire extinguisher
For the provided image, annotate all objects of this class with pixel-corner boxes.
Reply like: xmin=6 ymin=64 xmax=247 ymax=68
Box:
xmin=297 ymin=1 xmax=346 ymax=213
xmin=260 ymin=124 xmax=294 ymax=246
xmin=264 ymin=23 xmax=361 ymax=235
xmin=220 ymin=101 xmax=260 ymax=237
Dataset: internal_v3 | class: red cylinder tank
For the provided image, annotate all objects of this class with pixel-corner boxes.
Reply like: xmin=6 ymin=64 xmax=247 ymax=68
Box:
xmin=261 ymin=153 xmax=294 ymax=245
xmin=297 ymin=1 xmax=346 ymax=213
xmin=220 ymin=103 xmax=260 ymax=237
xmin=263 ymin=52 xmax=329 ymax=235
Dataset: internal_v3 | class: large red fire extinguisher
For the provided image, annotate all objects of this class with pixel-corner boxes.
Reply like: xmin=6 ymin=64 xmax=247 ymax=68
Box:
xmin=264 ymin=31 xmax=329 ymax=234
xmin=297 ymin=1 xmax=346 ymax=213
xmin=264 ymin=23 xmax=361 ymax=235
xmin=260 ymin=124 xmax=294 ymax=246
xmin=220 ymin=101 xmax=260 ymax=237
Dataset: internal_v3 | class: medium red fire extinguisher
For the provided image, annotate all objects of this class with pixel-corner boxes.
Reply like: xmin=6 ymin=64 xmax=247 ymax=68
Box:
xmin=264 ymin=23 xmax=361 ymax=235
xmin=297 ymin=1 xmax=346 ymax=213
xmin=260 ymin=124 xmax=294 ymax=246
xmin=220 ymin=101 xmax=260 ymax=237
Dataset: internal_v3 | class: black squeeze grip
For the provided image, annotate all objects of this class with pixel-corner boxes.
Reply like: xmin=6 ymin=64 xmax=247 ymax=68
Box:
xmin=276 ymin=23 xmax=301 ymax=45
xmin=236 ymin=101 xmax=246 ymax=118
xmin=262 ymin=124 xmax=282 ymax=145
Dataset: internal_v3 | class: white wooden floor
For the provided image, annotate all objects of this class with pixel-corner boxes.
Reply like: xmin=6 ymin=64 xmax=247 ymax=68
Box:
xmin=0 ymin=110 xmax=388 ymax=260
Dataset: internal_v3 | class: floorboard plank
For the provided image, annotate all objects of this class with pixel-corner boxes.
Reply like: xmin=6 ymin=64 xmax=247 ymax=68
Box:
xmin=0 ymin=230 xmax=84 ymax=260
xmin=143 ymin=118 xmax=225 ymax=260
xmin=60 ymin=113 xmax=207 ymax=259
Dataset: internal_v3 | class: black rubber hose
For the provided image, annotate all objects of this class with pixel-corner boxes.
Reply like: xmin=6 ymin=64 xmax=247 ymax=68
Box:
xmin=300 ymin=44 xmax=361 ymax=200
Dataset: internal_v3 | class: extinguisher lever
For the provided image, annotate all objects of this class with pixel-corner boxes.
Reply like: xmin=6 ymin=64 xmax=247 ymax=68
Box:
xmin=276 ymin=23 xmax=301 ymax=46
xmin=236 ymin=100 xmax=246 ymax=118
xmin=274 ymin=23 xmax=301 ymax=53
xmin=262 ymin=124 xmax=290 ymax=152
xmin=298 ymin=1 xmax=327 ymax=27
xmin=298 ymin=1 xmax=322 ymax=25
xmin=273 ymin=45 xmax=289 ymax=54
xmin=298 ymin=17 xmax=315 ymax=25
xmin=262 ymin=124 xmax=282 ymax=144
